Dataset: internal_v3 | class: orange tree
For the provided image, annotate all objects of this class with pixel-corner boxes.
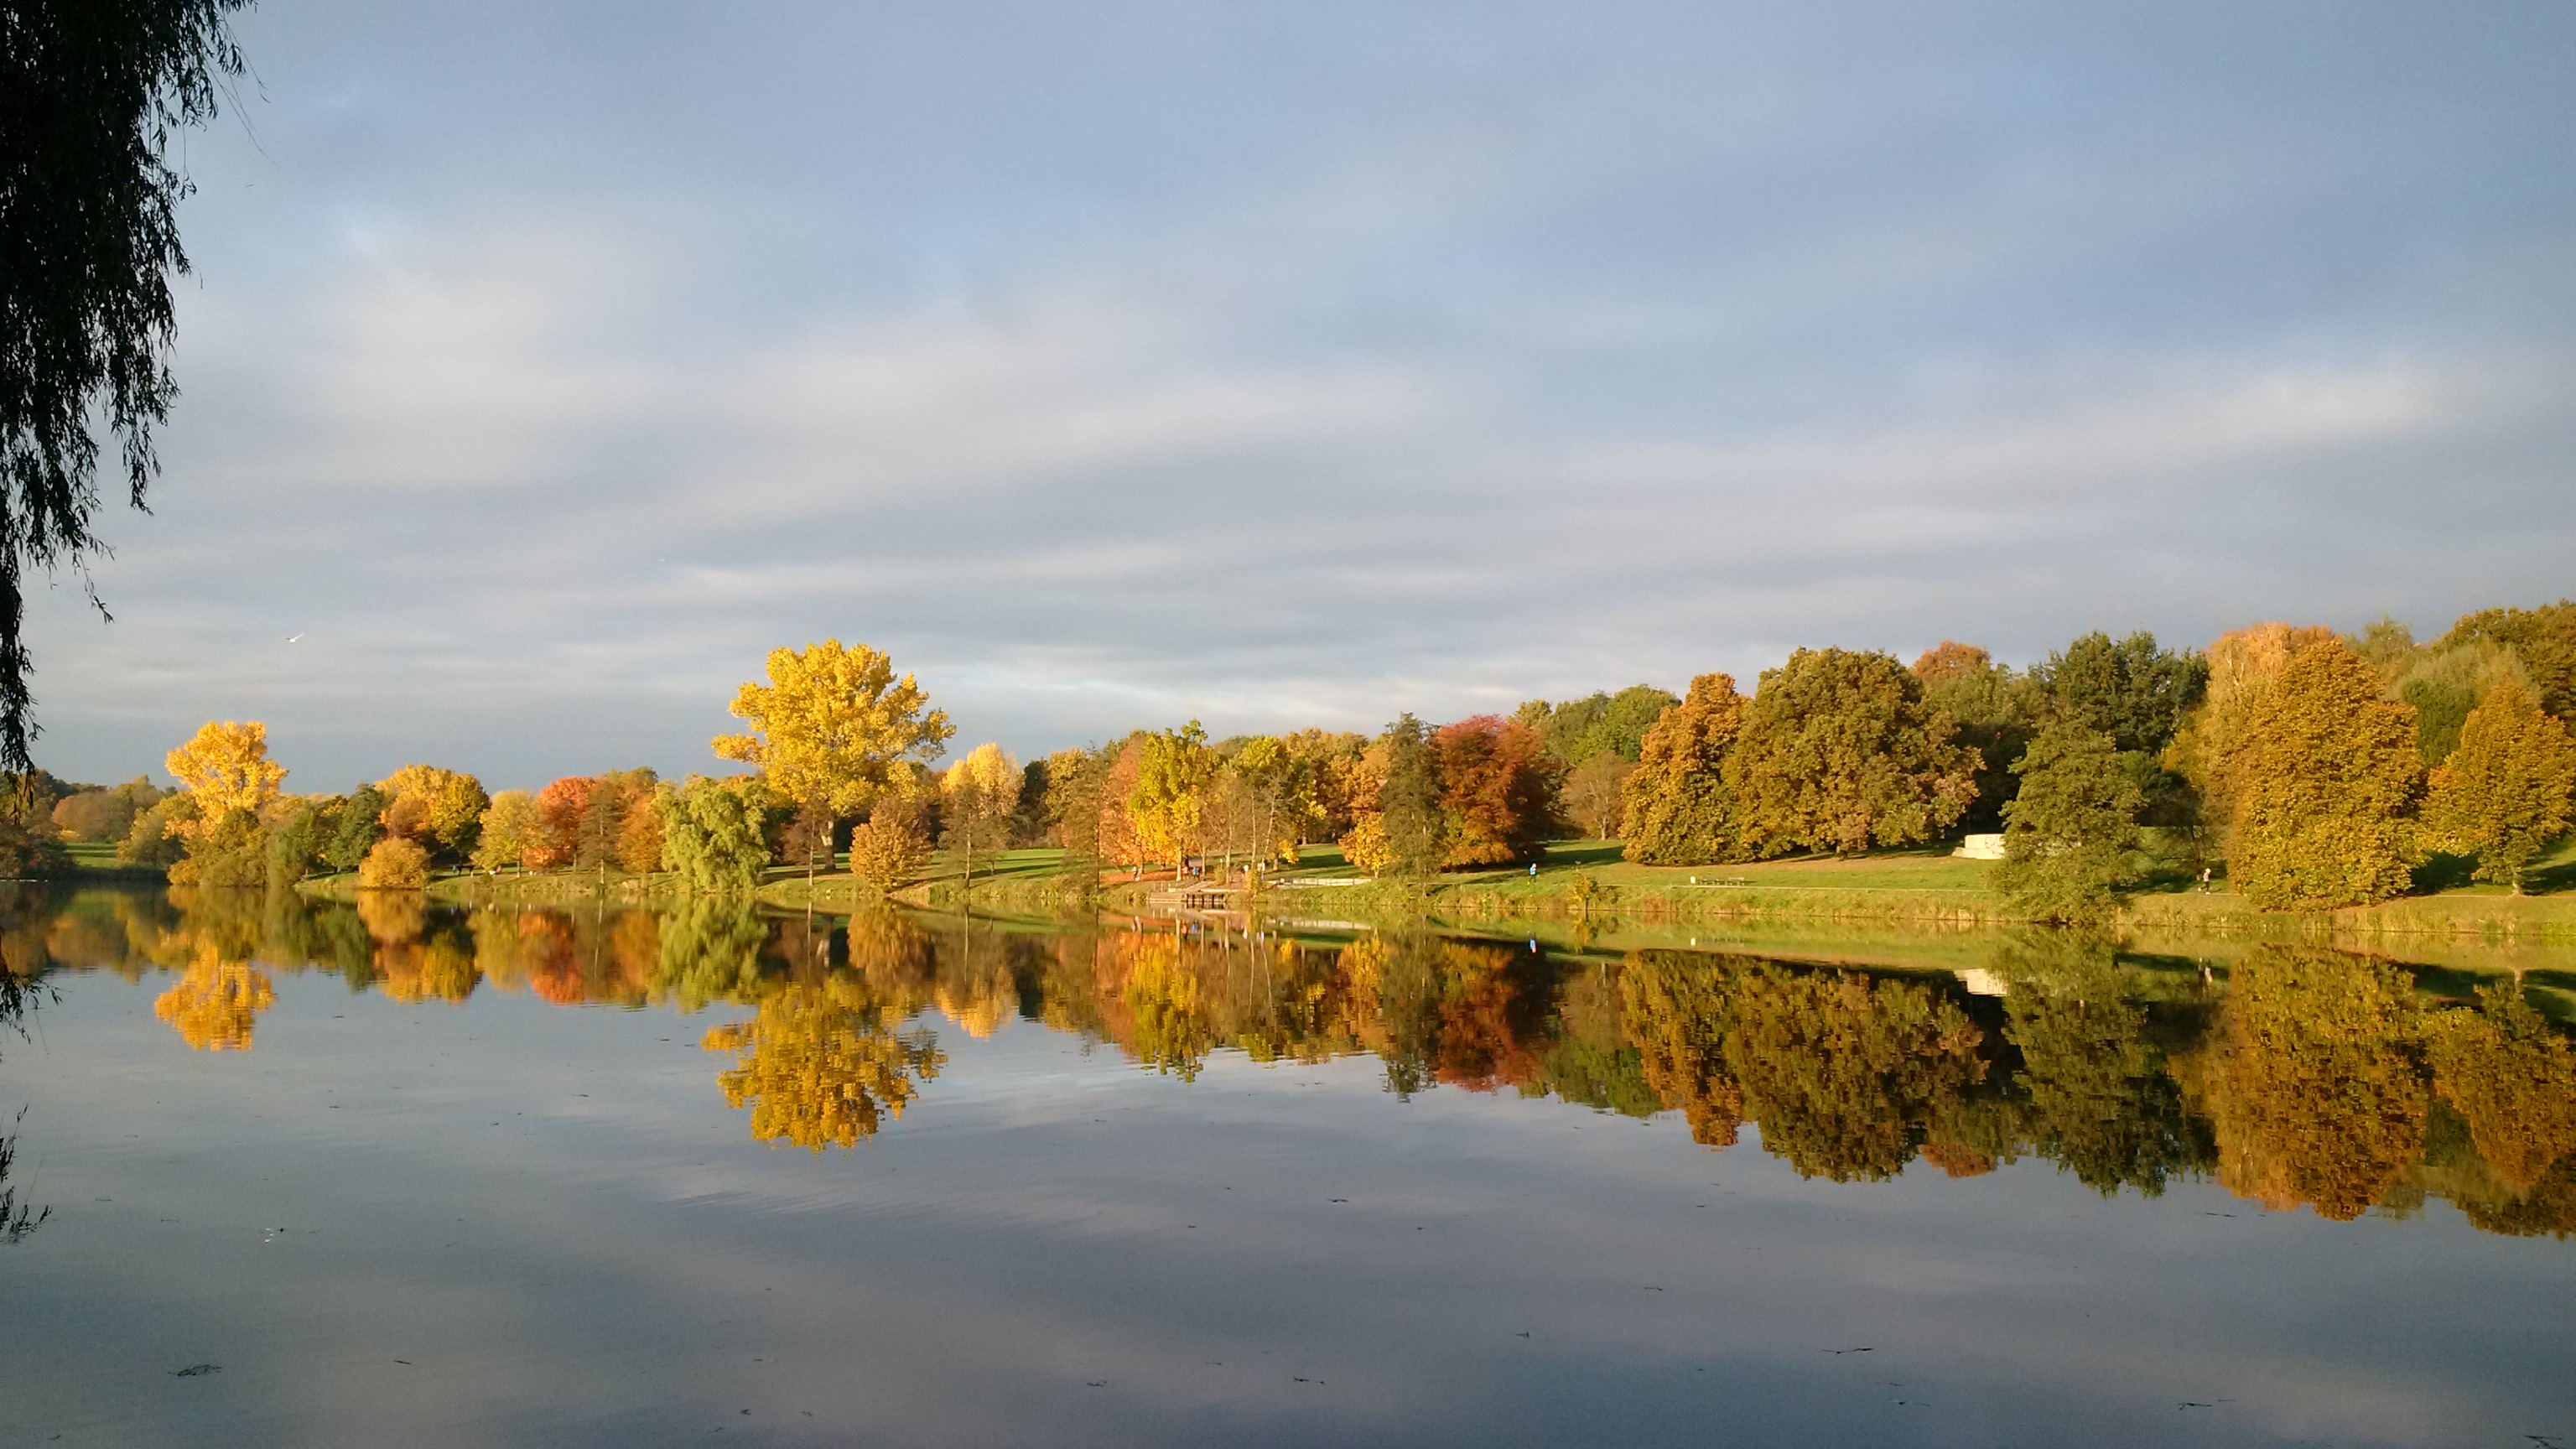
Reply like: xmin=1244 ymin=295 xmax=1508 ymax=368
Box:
xmin=1620 ymin=673 xmax=1747 ymax=865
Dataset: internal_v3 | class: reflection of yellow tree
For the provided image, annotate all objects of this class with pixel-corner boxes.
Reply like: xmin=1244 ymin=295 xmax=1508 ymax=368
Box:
xmin=1622 ymin=950 xmax=1745 ymax=1147
xmin=1723 ymin=969 xmax=1986 ymax=1182
xmin=153 ymin=942 xmax=274 ymax=1050
xmin=1123 ymin=936 xmax=1212 ymax=1080
xmin=2428 ymin=984 xmax=2576 ymax=1192
xmin=702 ymin=978 xmax=944 ymax=1150
xmin=2179 ymin=945 xmax=2425 ymax=1221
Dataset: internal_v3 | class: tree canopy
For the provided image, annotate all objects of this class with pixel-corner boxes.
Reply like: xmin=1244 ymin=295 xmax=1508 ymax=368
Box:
xmin=713 ymin=640 xmax=953 ymax=818
xmin=1725 ymin=648 xmax=1979 ymax=856
xmin=2 ymin=0 xmax=252 ymax=769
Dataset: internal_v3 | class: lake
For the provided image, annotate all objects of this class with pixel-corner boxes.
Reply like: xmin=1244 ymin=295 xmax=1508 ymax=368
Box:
xmin=1 ymin=886 xmax=2570 ymax=1447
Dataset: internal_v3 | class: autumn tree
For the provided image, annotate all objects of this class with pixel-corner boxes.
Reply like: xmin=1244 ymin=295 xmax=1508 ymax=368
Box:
xmin=2439 ymin=599 xmax=2576 ymax=720
xmin=1129 ymin=722 xmax=1216 ymax=875
xmin=375 ymin=765 xmax=488 ymax=864
xmin=1561 ymin=754 xmax=1633 ymax=839
xmin=357 ymin=835 xmax=431 ymax=890
xmin=49 ymin=776 xmax=162 ymax=842
xmin=849 ymin=791 xmax=931 ymax=893
xmin=1432 ymin=715 xmax=1559 ymax=866
xmin=1620 ymin=673 xmax=1748 ymax=865
xmin=1725 ymin=649 xmax=1979 ymax=857
xmin=2228 ymin=641 xmax=2423 ymax=910
xmin=660 ymin=776 xmax=771 ymax=895
xmin=164 ymin=719 xmax=284 ymax=830
xmin=2030 ymin=631 xmax=2206 ymax=756
xmin=939 ymin=742 xmax=1021 ymax=889
xmin=153 ymin=948 xmax=273 ymax=1052
xmin=713 ymin=640 xmax=953 ymax=854
xmin=1991 ymin=719 xmax=2143 ymax=923
xmin=471 ymin=790 xmax=537 ymax=872
xmin=0 ymin=778 xmax=72 ymax=879
xmin=527 ymin=776 xmax=593 ymax=870
xmin=117 ymin=791 xmax=193 ymax=870
xmin=1912 ymin=643 xmax=2032 ymax=833
xmin=2421 ymin=680 xmax=2576 ymax=892
xmin=615 ymin=783 xmax=668 ymax=873
xmin=2163 ymin=622 xmax=2340 ymax=829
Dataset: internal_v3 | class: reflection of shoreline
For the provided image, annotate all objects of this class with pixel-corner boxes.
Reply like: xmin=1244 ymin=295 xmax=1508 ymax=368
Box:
xmin=9 ymin=883 xmax=2576 ymax=1231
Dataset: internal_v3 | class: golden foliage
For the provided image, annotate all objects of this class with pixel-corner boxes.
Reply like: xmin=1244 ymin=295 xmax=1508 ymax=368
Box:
xmin=1339 ymin=813 xmax=1394 ymax=874
xmin=2226 ymin=641 xmax=2421 ymax=910
xmin=703 ymin=979 xmax=945 ymax=1150
xmin=1622 ymin=672 xmax=1747 ymax=865
xmin=2163 ymin=621 xmax=2339 ymax=823
xmin=153 ymin=948 xmax=273 ymax=1051
xmin=2422 ymin=680 xmax=2576 ymax=891
xmin=357 ymin=835 xmax=432 ymax=891
xmin=713 ymin=640 xmax=953 ymax=816
xmin=2179 ymin=945 xmax=2424 ymax=1220
xmin=2428 ymin=984 xmax=2576 ymax=1192
xmin=164 ymin=720 xmax=285 ymax=831
xmin=374 ymin=764 xmax=488 ymax=857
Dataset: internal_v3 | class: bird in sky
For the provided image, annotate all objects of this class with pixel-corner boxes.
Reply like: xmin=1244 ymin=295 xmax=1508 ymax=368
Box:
xmin=286 ymin=633 xmax=304 ymax=644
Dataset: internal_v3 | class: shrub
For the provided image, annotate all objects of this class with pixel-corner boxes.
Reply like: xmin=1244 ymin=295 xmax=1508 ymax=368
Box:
xmin=358 ymin=835 xmax=432 ymax=890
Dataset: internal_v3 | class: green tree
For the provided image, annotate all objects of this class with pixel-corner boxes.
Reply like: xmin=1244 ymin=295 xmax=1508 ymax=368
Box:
xmin=1912 ymin=642 xmax=2033 ymax=833
xmin=262 ymin=797 xmax=337 ymax=889
xmin=1375 ymin=714 xmax=1444 ymax=881
xmin=1514 ymin=684 xmax=1680 ymax=765
xmin=2421 ymin=680 xmax=2576 ymax=892
xmin=117 ymin=791 xmax=195 ymax=870
xmin=2 ymin=0 xmax=251 ymax=768
xmin=322 ymin=784 xmax=387 ymax=873
xmin=1991 ymin=719 xmax=2143 ymax=923
xmin=1722 ymin=967 xmax=1986 ymax=1182
xmin=2440 ymin=600 xmax=2576 ymax=720
xmin=1725 ymin=648 xmax=1980 ymax=857
xmin=661 ymin=776 xmax=771 ymax=895
xmin=2030 ymin=631 xmax=2207 ymax=756
xmin=1620 ymin=673 xmax=1748 ymax=865
xmin=2228 ymin=641 xmax=2423 ymax=910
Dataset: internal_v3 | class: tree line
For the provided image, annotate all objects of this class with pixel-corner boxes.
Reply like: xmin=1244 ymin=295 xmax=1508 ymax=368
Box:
xmin=23 ymin=600 xmax=2576 ymax=916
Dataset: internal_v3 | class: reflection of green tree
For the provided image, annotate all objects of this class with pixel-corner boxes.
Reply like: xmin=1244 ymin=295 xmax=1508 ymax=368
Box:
xmin=2179 ymin=945 xmax=2425 ymax=1221
xmin=1540 ymin=964 xmax=1660 ymax=1117
xmin=1723 ymin=968 xmax=1986 ymax=1182
xmin=703 ymin=977 xmax=944 ymax=1150
xmin=1622 ymin=950 xmax=1746 ymax=1146
xmin=652 ymin=898 xmax=771 ymax=1010
xmin=1995 ymin=933 xmax=2209 ymax=1197
xmin=1365 ymin=934 xmax=1443 ymax=1098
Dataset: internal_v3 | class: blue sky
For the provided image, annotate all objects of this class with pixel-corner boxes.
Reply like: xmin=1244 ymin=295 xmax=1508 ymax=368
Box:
xmin=34 ymin=0 xmax=2576 ymax=791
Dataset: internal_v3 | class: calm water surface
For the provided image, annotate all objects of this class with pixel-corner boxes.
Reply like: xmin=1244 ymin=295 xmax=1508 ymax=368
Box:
xmin=1 ymin=886 xmax=2571 ymax=1447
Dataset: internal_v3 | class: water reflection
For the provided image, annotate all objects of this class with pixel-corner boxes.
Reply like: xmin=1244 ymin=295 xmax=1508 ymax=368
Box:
xmin=13 ymin=884 xmax=2576 ymax=1235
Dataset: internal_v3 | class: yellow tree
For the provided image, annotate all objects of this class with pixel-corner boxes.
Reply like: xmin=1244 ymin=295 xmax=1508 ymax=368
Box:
xmin=713 ymin=639 xmax=953 ymax=828
xmin=376 ymin=765 xmax=489 ymax=861
xmin=153 ymin=940 xmax=274 ymax=1051
xmin=164 ymin=720 xmax=285 ymax=832
xmin=1129 ymin=721 xmax=1216 ymax=875
xmin=2163 ymin=621 xmax=2340 ymax=826
xmin=2228 ymin=641 xmax=2422 ymax=910
xmin=2422 ymin=680 xmax=2576 ymax=892
xmin=939 ymin=742 xmax=1021 ymax=890
xmin=1621 ymin=672 xmax=1746 ymax=865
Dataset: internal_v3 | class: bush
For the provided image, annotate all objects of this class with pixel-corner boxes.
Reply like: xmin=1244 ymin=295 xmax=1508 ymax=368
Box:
xmin=847 ymin=808 xmax=928 ymax=891
xmin=357 ymin=835 xmax=432 ymax=890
